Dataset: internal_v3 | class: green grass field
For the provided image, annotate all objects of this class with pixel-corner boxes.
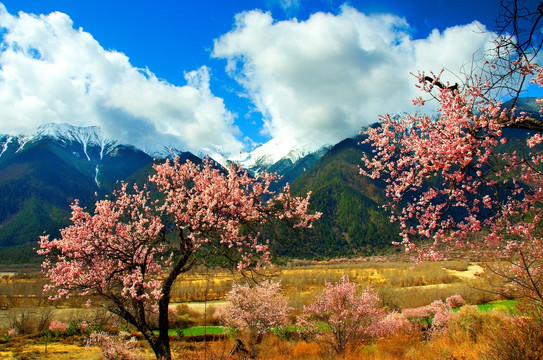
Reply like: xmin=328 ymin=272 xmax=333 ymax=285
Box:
xmin=449 ymin=299 xmax=516 ymax=314
xmin=477 ymin=299 xmax=517 ymax=313
xmin=157 ymin=326 xmax=225 ymax=337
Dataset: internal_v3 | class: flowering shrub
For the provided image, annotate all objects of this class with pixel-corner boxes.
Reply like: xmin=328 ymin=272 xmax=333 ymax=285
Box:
xmin=3 ymin=328 xmax=16 ymax=340
xmin=48 ymin=321 xmax=69 ymax=334
xmin=79 ymin=321 xmax=89 ymax=332
xmin=374 ymin=311 xmax=414 ymax=338
xmin=86 ymin=331 xmax=146 ymax=360
xmin=298 ymin=276 xmax=385 ymax=355
xmin=218 ymin=280 xmax=291 ymax=346
xmin=446 ymin=294 xmax=465 ymax=309
xmin=402 ymin=295 xmax=464 ymax=335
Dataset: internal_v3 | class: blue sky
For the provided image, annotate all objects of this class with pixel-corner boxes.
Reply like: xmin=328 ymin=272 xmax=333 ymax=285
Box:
xmin=0 ymin=0 xmax=524 ymax=158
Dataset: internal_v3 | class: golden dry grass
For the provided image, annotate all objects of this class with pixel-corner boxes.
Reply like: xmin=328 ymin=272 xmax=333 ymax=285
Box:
xmin=1 ymin=306 xmax=539 ymax=360
xmin=0 ymin=259 xmax=506 ymax=359
xmin=0 ymin=341 xmax=104 ymax=360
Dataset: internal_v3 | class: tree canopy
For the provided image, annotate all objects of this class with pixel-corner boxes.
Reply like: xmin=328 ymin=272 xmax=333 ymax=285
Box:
xmin=361 ymin=0 xmax=543 ymax=308
xmin=39 ymin=157 xmax=320 ymax=359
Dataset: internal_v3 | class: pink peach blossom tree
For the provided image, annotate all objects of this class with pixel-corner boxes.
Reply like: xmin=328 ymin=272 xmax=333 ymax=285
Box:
xmin=38 ymin=157 xmax=320 ymax=360
xmin=298 ymin=276 xmax=384 ymax=355
xmin=361 ymin=1 xmax=543 ymax=310
xmin=218 ymin=280 xmax=291 ymax=347
xmin=402 ymin=295 xmax=463 ymax=335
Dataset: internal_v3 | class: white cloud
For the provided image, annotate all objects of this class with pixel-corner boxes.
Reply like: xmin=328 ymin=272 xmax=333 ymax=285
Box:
xmin=213 ymin=6 xmax=496 ymax=148
xmin=0 ymin=4 xmax=243 ymax=157
xmin=0 ymin=4 xmax=500 ymax=159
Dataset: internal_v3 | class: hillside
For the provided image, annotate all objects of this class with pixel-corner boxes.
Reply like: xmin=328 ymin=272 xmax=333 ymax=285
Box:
xmin=3 ymin=100 xmax=539 ymax=264
xmin=0 ymin=130 xmax=152 ymax=263
xmin=271 ymin=136 xmax=400 ymax=259
xmin=0 ymin=128 xmax=401 ymax=263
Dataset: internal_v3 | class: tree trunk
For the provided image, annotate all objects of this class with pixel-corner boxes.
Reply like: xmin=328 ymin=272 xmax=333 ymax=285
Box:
xmin=109 ymin=296 xmax=173 ymax=360
xmin=157 ymin=295 xmax=172 ymax=360
xmin=141 ymin=327 xmax=171 ymax=360
xmin=155 ymin=234 xmax=194 ymax=360
xmin=229 ymin=339 xmax=253 ymax=359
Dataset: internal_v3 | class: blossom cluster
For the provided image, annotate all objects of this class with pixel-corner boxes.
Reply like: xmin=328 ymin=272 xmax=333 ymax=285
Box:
xmin=402 ymin=294 xmax=464 ymax=334
xmin=218 ymin=280 xmax=292 ymax=345
xmin=150 ymin=157 xmax=320 ymax=270
xmin=86 ymin=331 xmax=146 ymax=360
xmin=362 ymin=64 xmax=543 ymax=264
xmin=298 ymin=276 xmax=385 ymax=354
xmin=38 ymin=184 xmax=167 ymax=307
xmin=48 ymin=320 xmax=69 ymax=333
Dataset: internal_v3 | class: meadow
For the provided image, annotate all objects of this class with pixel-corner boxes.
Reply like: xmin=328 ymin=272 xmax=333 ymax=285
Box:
xmin=0 ymin=257 xmax=533 ymax=359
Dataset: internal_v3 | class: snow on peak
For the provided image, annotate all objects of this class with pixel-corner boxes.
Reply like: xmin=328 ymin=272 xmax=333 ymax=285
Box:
xmin=0 ymin=136 xmax=13 ymax=158
xmin=36 ymin=123 xmax=117 ymax=160
xmin=197 ymin=144 xmax=232 ymax=168
xmin=233 ymin=138 xmax=330 ymax=170
xmin=2 ymin=123 xmax=331 ymax=174
xmin=36 ymin=123 xmax=104 ymax=146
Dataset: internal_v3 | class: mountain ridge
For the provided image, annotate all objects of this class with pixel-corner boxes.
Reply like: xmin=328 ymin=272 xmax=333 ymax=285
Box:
xmin=0 ymin=124 xmax=351 ymax=263
xmin=0 ymin=125 xmax=154 ymax=262
xmin=2 ymin=95 xmax=540 ymax=264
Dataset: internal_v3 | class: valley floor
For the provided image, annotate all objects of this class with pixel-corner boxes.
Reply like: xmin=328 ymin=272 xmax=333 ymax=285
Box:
xmin=0 ymin=259 xmax=538 ymax=359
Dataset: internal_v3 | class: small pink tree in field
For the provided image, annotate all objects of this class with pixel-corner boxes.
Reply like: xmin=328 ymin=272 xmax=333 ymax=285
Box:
xmin=48 ymin=320 xmax=69 ymax=334
xmin=446 ymin=294 xmax=465 ymax=309
xmin=38 ymin=157 xmax=320 ymax=360
xmin=360 ymin=1 xmax=543 ymax=310
xmin=298 ymin=276 xmax=384 ymax=355
xmin=373 ymin=311 xmax=413 ymax=338
xmin=86 ymin=331 xmax=146 ymax=360
xmin=218 ymin=280 xmax=291 ymax=347
xmin=402 ymin=295 xmax=463 ymax=335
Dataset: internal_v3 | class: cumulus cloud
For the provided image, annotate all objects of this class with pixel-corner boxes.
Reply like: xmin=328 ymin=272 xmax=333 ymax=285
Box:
xmin=213 ymin=6 xmax=496 ymax=148
xmin=0 ymin=5 xmax=243 ymax=157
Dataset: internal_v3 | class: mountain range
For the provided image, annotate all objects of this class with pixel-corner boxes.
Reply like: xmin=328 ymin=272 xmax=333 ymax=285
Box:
xmin=1 ymin=97 xmax=540 ymax=264
xmin=0 ymin=120 xmax=399 ymax=263
xmin=0 ymin=124 xmax=154 ymax=262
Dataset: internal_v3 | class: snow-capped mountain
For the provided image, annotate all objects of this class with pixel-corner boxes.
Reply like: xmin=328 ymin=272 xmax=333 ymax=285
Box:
xmin=1 ymin=123 xmax=117 ymax=160
xmin=0 ymin=124 xmax=154 ymax=260
xmin=231 ymin=138 xmax=332 ymax=176
xmin=35 ymin=123 xmax=117 ymax=160
xmin=1 ymin=123 xmax=333 ymax=177
xmin=1 ymin=123 xmax=119 ymax=187
xmin=0 ymin=123 xmax=152 ymax=188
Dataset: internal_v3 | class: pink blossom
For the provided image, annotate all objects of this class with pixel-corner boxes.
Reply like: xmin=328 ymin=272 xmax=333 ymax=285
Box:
xmin=218 ymin=280 xmax=291 ymax=345
xmin=372 ymin=312 xmax=413 ymax=338
xmin=49 ymin=321 xmax=69 ymax=333
xmin=38 ymin=156 xmax=320 ymax=360
xmin=445 ymin=294 xmax=464 ymax=308
xmin=86 ymin=331 xmax=146 ymax=360
xmin=79 ymin=321 xmax=89 ymax=332
xmin=402 ymin=295 xmax=461 ymax=334
xmin=298 ymin=276 xmax=384 ymax=355
xmin=361 ymin=58 xmax=543 ymax=307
